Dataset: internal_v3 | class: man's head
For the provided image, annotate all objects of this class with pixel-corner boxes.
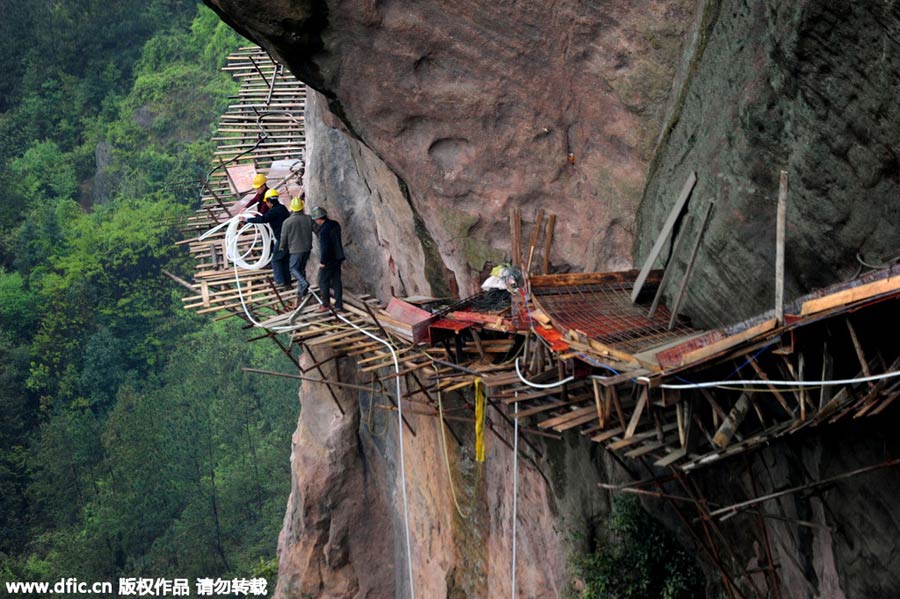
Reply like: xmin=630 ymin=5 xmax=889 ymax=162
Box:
xmin=253 ymin=173 xmax=267 ymax=189
xmin=290 ymin=196 xmax=304 ymax=212
xmin=310 ymin=206 xmax=327 ymax=223
xmin=263 ymin=188 xmax=280 ymax=205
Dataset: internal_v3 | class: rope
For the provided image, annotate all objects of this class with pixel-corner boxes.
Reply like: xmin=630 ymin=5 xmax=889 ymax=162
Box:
xmin=435 ymin=368 xmax=468 ymax=518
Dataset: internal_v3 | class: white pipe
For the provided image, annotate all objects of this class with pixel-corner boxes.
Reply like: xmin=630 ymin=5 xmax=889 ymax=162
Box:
xmin=514 ymin=357 xmax=573 ymax=389
xmin=511 ymin=395 xmax=519 ymax=599
xmin=321 ymin=294 xmax=417 ymax=599
xmin=638 ymin=369 xmax=900 ymax=390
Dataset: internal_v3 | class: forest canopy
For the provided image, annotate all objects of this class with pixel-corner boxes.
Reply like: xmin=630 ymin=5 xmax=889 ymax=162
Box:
xmin=0 ymin=1 xmax=295 ymax=590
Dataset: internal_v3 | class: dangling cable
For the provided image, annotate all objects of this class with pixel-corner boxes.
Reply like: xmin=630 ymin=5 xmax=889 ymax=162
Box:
xmin=436 ymin=368 xmax=468 ymax=519
xmin=511 ymin=393 xmax=519 ymax=599
xmin=311 ymin=290 xmax=417 ymax=599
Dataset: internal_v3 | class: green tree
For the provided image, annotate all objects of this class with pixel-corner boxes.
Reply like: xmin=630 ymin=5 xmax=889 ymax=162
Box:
xmin=570 ymin=497 xmax=705 ymax=599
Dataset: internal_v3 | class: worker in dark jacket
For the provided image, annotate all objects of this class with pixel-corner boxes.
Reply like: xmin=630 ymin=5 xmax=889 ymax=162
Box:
xmin=310 ymin=206 xmax=345 ymax=312
xmin=244 ymin=189 xmax=290 ymax=286
xmin=279 ymin=196 xmax=313 ymax=302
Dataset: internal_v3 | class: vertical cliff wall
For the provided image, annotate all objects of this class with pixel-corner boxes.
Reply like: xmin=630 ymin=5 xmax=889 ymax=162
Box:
xmin=276 ymin=345 xmax=617 ymax=598
xmin=638 ymin=0 xmax=900 ymax=328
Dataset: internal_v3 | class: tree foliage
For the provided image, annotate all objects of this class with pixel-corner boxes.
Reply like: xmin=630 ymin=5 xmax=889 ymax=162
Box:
xmin=0 ymin=2 xmax=296 ymax=592
xmin=570 ymin=497 xmax=705 ymax=599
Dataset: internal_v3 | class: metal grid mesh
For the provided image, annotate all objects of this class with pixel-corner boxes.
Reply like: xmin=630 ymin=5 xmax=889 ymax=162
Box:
xmin=533 ymin=283 xmax=697 ymax=354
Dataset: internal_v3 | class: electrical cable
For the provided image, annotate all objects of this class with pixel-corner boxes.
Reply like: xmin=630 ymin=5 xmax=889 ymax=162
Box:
xmin=314 ymin=291 xmax=417 ymax=599
xmin=637 ymin=369 xmax=900 ymax=390
xmin=514 ymin=356 xmax=574 ymax=389
xmin=511 ymin=393 xmax=519 ymax=599
xmin=435 ymin=368 xmax=468 ymax=519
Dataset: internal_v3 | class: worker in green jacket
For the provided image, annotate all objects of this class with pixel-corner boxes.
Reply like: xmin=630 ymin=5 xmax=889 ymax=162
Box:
xmin=279 ymin=196 xmax=313 ymax=304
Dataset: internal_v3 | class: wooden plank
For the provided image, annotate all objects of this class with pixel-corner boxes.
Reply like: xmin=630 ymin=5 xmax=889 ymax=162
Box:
xmin=775 ymin=169 xmax=788 ymax=324
xmin=631 ymin=171 xmax=697 ymax=302
xmin=625 ymin=387 xmax=649 ymax=438
xmin=654 ymin=448 xmax=687 ymax=467
xmin=668 ymin=199 xmax=714 ymax=330
xmin=553 ymin=410 xmax=601 ymax=432
xmin=515 ymin=400 xmax=567 ymax=419
xmin=591 ymin=426 xmax=625 ymax=443
xmin=799 ymin=274 xmax=900 ymax=316
xmin=609 ymin=426 xmax=669 ymax=450
xmin=537 ymin=405 xmax=595 ymax=429
xmin=529 ymin=269 xmax=662 ymax=289
xmin=587 ymin=339 xmax=641 ymax=368
xmin=625 ymin=441 xmax=666 ymax=458
xmin=542 ymin=214 xmax=556 ymax=274
xmin=677 ymin=318 xmax=778 ymax=368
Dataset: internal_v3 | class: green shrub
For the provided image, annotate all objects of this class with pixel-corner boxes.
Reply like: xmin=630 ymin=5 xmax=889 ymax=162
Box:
xmin=570 ymin=496 xmax=705 ymax=599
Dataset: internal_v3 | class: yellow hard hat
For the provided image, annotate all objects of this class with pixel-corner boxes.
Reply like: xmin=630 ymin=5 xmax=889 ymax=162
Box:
xmin=252 ymin=173 xmax=267 ymax=188
xmin=290 ymin=197 xmax=304 ymax=212
xmin=264 ymin=188 xmax=279 ymax=201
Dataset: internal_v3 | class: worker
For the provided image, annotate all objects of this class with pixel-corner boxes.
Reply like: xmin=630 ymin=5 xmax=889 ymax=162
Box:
xmin=244 ymin=189 xmax=290 ymax=287
xmin=310 ymin=206 xmax=345 ymax=312
xmin=245 ymin=173 xmax=270 ymax=215
xmin=279 ymin=195 xmax=313 ymax=305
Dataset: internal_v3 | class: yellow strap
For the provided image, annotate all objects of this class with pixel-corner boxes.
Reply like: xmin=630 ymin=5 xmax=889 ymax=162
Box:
xmin=474 ymin=377 xmax=486 ymax=462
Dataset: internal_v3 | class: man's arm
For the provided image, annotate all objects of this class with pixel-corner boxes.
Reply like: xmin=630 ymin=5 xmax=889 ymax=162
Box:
xmin=279 ymin=222 xmax=289 ymax=252
xmin=320 ymin=223 xmax=337 ymax=266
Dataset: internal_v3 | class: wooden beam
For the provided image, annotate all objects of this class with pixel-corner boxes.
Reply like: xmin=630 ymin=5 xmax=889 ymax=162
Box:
xmin=510 ymin=206 xmax=522 ymax=268
xmin=775 ymin=169 xmax=788 ymax=324
xmin=542 ymin=213 xmax=556 ymax=274
xmin=712 ymin=393 xmax=750 ymax=449
xmin=530 ymin=268 xmax=662 ymax=289
xmin=526 ymin=208 xmax=545 ymax=273
xmin=677 ymin=318 xmax=778 ymax=368
xmin=668 ymin=199 xmax=714 ymax=330
xmin=800 ymin=273 xmax=900 ymax=316
xmin=631 ymin=171 xmax=697 ymax=302
xmin=625 ymin=387 xmax=649 ymax=438
xmin=648 ymin=214 xmax=694 ymax=318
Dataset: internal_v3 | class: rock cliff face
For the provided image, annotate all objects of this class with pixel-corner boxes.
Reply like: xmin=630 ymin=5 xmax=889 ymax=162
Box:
xmin=202 ymin=0 xmax=900 ymax=597
xmin=206 ymin=0 xmax=697 ymax=294
xmin=639 ymin=0 xmax=900 ymax=328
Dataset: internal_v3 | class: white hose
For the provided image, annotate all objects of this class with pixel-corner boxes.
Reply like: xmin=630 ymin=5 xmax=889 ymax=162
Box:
xmin=514 ymin=357 xmax=574 ymax=389
xmin=511 ymin=395 xmax=519 ymax=599
xmin=225 ymin=215 xmax=274 ymax=270
xmin=637 ymin=369 xmax=900 ymax=390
